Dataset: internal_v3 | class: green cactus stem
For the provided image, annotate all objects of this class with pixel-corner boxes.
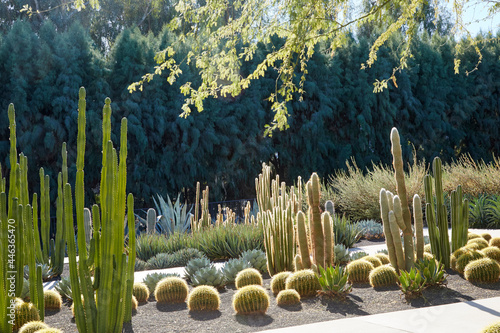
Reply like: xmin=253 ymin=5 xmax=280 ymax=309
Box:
xmin=307 ymin=173 xmax=325 ymax=269
xmin=146 ymin=208 xmax=156 ymax=234
xmin=322 ymin=212 xmax=334 ymax=268
xmin=296 ymin=211 xmax=311 ymax=269
xmin=413 ymin=194 xmax=424 ymax=261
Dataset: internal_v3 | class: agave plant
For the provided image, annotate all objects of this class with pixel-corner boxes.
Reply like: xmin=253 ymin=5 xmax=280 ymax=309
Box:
xmin=398 ymin=268 xmax=427 ymax=299
xmin=350 ymin=251 xmax=368 ymax=261
xmin=142 ymin=272 xmax=181 ymax=295
xmin=415 ymin=258 xmax=447 ymax=287
xmin=24 ymin=263 xmax=55 ymax=282
xmin=356 ymin=219 xmax=384 ymax=240
xmin=469 ymin=195 xmax=490 ymax=228
xmin=315 ymin=265 xmax=352 ymax=299
xmin=191 ymin=266 xmax=225 ymax=289
xmin=333 ymin=214 xmax=362 ymax=248
xmin=55 ymin=276 xmax=73 ymax=300
xmin=154 ymin=193 xmax=193 ymax=235
xmin=240 ymin=249 xmax=268 ymax=274
xmin=333 ymin=244 xmax=350 ymax=265
xmin=222 ymin=258 xmax=252 ymax=283
xmin=486 ymin=195 xmax=500 ymax=228
xmin=184 ymin=257 xmax=212 ymax=281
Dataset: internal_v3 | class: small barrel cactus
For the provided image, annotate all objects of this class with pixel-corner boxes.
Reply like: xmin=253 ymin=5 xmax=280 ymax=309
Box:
xmin=131 ymin=295 xmax=138 ymax=311
xmin=222 ymin=258 xmax=252 ymax=284
xmin=232 ymin=285 xmax=270 ymax=315
xmin=423 ymin=252 xmax=435 ymax=261
xmin=464 ymin=258 xmax=500 ymax=283
xmin=35 ymin=329 xmax=63 ymax=333
xmin=240 ymin=249 xmax=268 ymax=274
xmin=270 ymin=271 xmax=292 ymax=295
xmin=480 ymin=321 xmax=500 ymax=333
xmin=346 ymin=260 xmax=375 ymax=283
xmin=18 ymin=321 xmax=49 ymax=333
xmin=467 ymin=238 xmax=489 ymax=250
xmin=468 ymin=233 xmax=481 ymax=241
xmin=465 ymin=243 xmax=482 ymax=251
xmin=285 ymin=269 xmax=320 ymax=297
xmin=191 ymin=266 xmax=225 ymax=289
xmin=481 ymin=246 xmax=500 ymax=262
xmin=133 ymin=282 xmax=150 ymax=303
xmin=374 ymin=253 xmax=390 ymax=265
xmin=154 ymin=277 xmax=189 ymax=303
xmin=235 ymin=268 xmax=263 ymax=289
xmin=13 ymin=300 xmax=40 ymax=331
xmin=490 ymin=237 xmax=500 ymax=248
xmin=369 ymin=265 xmax=398 ymax=288
xmin=184 ymin=257 xmax=212 ymax=281
xmin=44 ymin=290 xmax=62 ymax=310
xmin=187 ymin=285 xmax=221 ymax=311
xmin=276 ymin=289 xmax=301 ymax=306
xmin=481 ymin=233 xmax=492 ymax=242
xmin=362 ymin=256 xmax=383 ymax=268
xmin=424 ymin=244 xmax=432 ymax=253
xmin=455 ymin=250 xmax=486 ymax=274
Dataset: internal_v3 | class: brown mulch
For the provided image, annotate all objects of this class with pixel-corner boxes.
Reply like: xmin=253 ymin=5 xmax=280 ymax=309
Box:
xmin=44 ymin=270 xmax=500 ymax=333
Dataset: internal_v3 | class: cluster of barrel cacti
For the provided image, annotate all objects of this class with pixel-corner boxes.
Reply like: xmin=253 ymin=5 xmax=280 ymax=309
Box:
xmin=380 ymin=128 xmax=425 ymax=272
xmin=191 ymin=182 xmax=212 ymax=233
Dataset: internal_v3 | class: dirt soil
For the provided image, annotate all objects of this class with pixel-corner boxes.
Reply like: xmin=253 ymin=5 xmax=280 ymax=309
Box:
xmin=45 ymin=270 xmax=500 ymax=333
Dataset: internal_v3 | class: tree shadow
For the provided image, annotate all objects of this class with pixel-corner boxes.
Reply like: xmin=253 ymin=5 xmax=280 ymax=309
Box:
xmin=276 ymin=303 xmax=302 ymax=312
xmin=320 ymin=297 xmax=369 ymax=316
xmin=235 ymin=314 xmax=274 ymax=327
xmin=468 ymin=281 xmax=500 ymax=290
xmin=45 ymin=309 xmax=61 ymax=317
xmin=122 ymin=322 xmax=135 ymax=333
xmin=156 ymin=302 xmax=187 ymax=312
xmin=189 ymin=310 xmax=222 ymax=320
xmin=371 ymin=285 xmax=399 ymax=292
xmin=351 ymin=282 xmax=371 ymax=289
xmin=405 ymin=287 xmax=475 ymax=308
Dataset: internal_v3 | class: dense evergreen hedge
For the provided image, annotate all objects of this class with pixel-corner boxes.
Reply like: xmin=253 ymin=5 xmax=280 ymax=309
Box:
xmin=0 ymin=20 xmax=498 ymax=207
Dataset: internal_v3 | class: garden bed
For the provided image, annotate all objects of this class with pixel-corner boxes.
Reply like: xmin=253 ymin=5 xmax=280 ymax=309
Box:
xmin=45 ymin=270 xmax=500 ymax=333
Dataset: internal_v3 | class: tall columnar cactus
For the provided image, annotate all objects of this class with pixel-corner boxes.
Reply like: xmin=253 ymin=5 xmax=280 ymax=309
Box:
xmin=424 ymin=157 xmax=469 ymax=269
xmin=296 ymin=211 xmax=311 ymax=269
xmin=191 ymin=185 xmax=211 ymax=233
xmin=65 ymin=88 xmax=135 ymax=333
xmin=146 ymin=208 xmax=156 ymax=233
xmin=413 ymin=194 xmax=424 ymax=261
xmin=389 ymin=128 xmax=415 ymax=271
xmin=325 ymin=200 xmax=335 ymax=216
xmin=307 ymin=173 xmax=325 ymax=269
xmin=39 ymin=168 xmax=51 ymax=264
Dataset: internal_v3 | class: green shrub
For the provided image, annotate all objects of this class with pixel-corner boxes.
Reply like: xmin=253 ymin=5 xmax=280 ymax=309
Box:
xmin=398 ymin=268 xmax=426 ymax=299
xmin=469 ymin=195 xmax=490 ymax=228
xmin=415 ymin=258 xmax=447 ymax=287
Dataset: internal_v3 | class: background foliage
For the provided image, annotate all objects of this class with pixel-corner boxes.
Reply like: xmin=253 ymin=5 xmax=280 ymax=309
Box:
xmin=0 ymin=12 xmax=499 ymax=208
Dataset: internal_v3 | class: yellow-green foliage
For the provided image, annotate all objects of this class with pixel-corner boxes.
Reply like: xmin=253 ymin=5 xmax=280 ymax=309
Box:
xmin=131 ymin=296 xmax=138 ymax=311
xmin=347 ymin=260 xmax=375 ymax=283
xmin=464 ymin=258 xmax=500 ymax=283
xmin=424 ymin=244 xmax=432 ymax=253
xmin=44 ymin=290 xmax=62 ymax=310
xmin=369 ymin=265 xmax=398 ymax=288
xmin=285 ymin=269 xmax=321 ymax=297
xmin=18 ymin=321 xmax=49 ymax=333
xmin=455 ymin=250 xmax=486 ymax=274
xmin=374 ymin=253 xmax=390 ymax=265
xmin=235 ymin=268 xmax=263 ymax=289
xmin=133 ymin=282 xmax=150 ymax=303
xmin=34 ymin=329 xmax=63 ymax=333
xmin=467 ymin=238 xmax=489 ymax=250
xmin=187 ymin=285 xmax=221 ymax=311
xmin=468 ymin=233 xmax=481 ymax=241
xmin=481 ymin=247 xmax=500 ymax=262
xmin=13 ymin=300 xmax=40 ymax=331
xmin=362 ymin=256 xmax=383 ymax=268
xmin=270 ymin=272 xmax=292 ymax=295
xmin=490 ymin=237 xmax=500 ymax=248
xmin=276 ymin=289 xmax=301 ymax=306
xmin=481 ymin=233 xmax=492 ymax=242
xmin=232 ymin=285 xmax=270 ymax=315
xmin=480 ymin=321 xmax=500 ymax=333
xmin=154 ymin=277 xmax=189 ymax=303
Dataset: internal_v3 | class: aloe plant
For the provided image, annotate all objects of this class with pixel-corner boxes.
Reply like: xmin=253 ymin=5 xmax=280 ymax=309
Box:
xmin=153 ymin=193 xmax=192 ymax=235
xmin=398 ymin=268 xmax=427 ymax=299
xmin=315 ymin=265 xmax=352 ymax=299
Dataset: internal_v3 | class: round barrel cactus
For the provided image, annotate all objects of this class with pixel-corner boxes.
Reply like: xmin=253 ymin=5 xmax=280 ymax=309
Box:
xmin=467 ymin=238 xmax=489 ymax=250
xmin=481 ymin=246 xmax=500 ymax=262
xmin=13 ymin=300 xmax=40 ymax=331
xmin=131 ymin=295 xmax=138 ymax=311
xmin=232 ymin=285 xmax=270 ymax=315
xmin=222 ymin=258 xmax=252 ymax=284
xmin=424 ymin=244 xmax=432 ymax=253
xmin=362 ymin=256 xmax=383 ymax=268
xmin=154 ymin=277 xmax=189 ymax=303
xmin=369 ymin=265 xmax=398 ymax=288
xmin=346 ymin=260 xmax=375 ymax=283
xmin=187 ymin=285 xmax=221 ymax=311
xmin=480 ymin=321 xmax=500 ymax=333
xmin=235 ymin=268 xmax=263 ymax=289
xmin=455 ymin=250 xmax=486 ymax=274
xmin=285 ymin=269 xmax=320 ymax=297
xmin=468 ymin=233 xmax=481 ymax=241
xmin=35 ymin=329 xmax=63 ymax=333
xmin=480 ymin=233 xmax=492 ymax=242
xmin=464 ymin=258 xmax=500 ymax=283
xmin=44 ymin=290 xmax=62 ymax=310
xmin=270 ymin=271 xmax=292 ymax=295
xmin=374 ymin=253 xmax=390 ymax=265
xmin=276 ymin=289 xmax=301 ymax=306
xmin=489 ymin=237 xmax=500 ymax=248
xmin=18 ymin=321 xmax=49 ymax=333
xmin=133 ymin=282 xmax=150 ymax=303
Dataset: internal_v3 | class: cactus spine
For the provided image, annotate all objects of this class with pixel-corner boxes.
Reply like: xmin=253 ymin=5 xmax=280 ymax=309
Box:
xmin=424 ymin=157 xmax=469 ymax=269
xmin=270 ymin=271 xmax=292 ymax=295
xmin=235 ymin=268 xmax=263 ymax=289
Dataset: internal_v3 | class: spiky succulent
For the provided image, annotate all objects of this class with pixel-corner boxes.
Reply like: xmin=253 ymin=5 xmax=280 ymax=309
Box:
xmin=187 ymin=286 xmax=221 ymax=311
xmin=222 ymin=257 xmax=252 ymax=284
xmin=18 ymin=321 xmax=49 ymax=333
xmin=142 ymin=272 xmax=181 ymax=294
xmin=356 ymin=219 xmax=384 ymax=240
xmin=464 ymin=258 xmax=500 ymax=283
xmin=133 ymin=282 xmax=150 ymax=303
xmin=24 ymin=263 xmax=55 ymax=282
xmin=191 ymin=266 xmax=226 ymax=289
xmin=146 ymin=253 xmax=182 ymax=270
xmin=333 ymin=244 xmax=350 ymax=265
xmin=135 ymin=259 xmax=149 ymax=271
xmin=270 ymin=272 xmax=292 ymax=295
xmin=240 ymin=249 xmax=268 ymax=274
xmin=316 ymin=265 xmax=352 ymax=298
xmin=44 ymin=290 xmax=63 ymax=310
xmin=184 ymin=257 xmax=212 ymax=281
xmin=349 ymin=251 xmax=368 ymax=261
xmin=276 ymin=289 xmax=301 ymax=306
xmin=54 ymin=276 xmax=73 ymax=300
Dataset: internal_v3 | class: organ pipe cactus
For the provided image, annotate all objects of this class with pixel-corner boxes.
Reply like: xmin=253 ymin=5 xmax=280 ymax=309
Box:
xmin=307 ymin=173 xmax=325 ymax=269
xmin=424 ymin=157 xmax=469 ymax=269
xmin=65 ymin=88 xmax=135 ymax=333
xmin=146 ymin=208 xmax=156 ymax=233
